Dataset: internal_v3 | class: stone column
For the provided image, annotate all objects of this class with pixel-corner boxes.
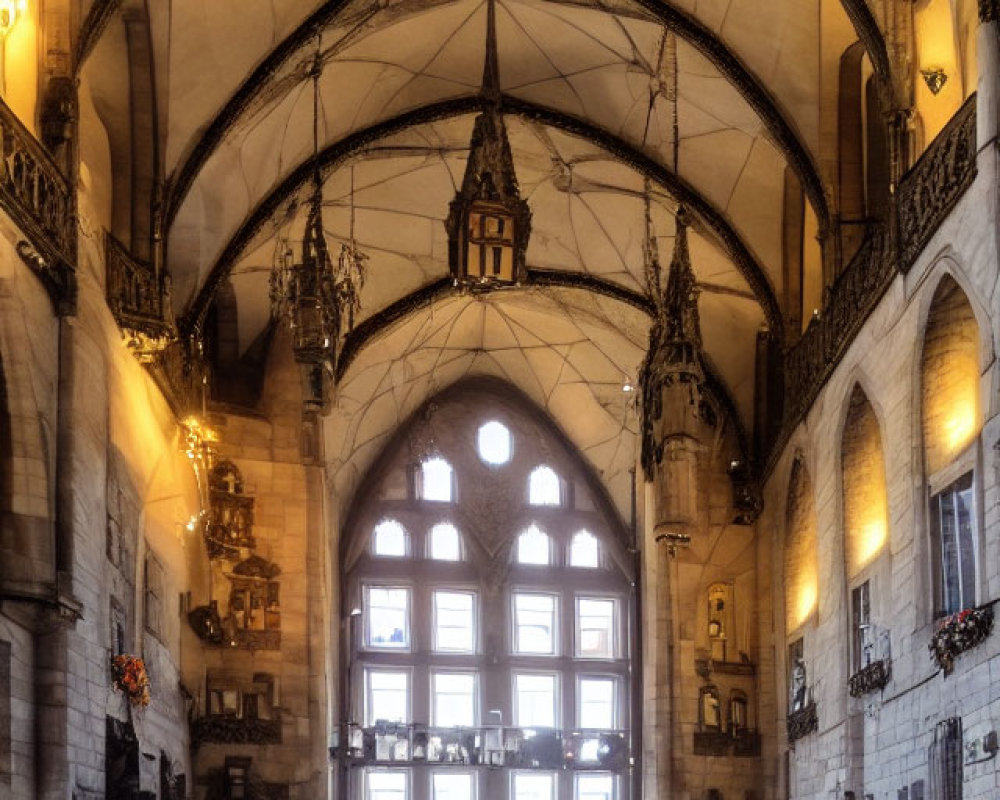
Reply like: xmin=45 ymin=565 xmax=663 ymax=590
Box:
xmin=978 ymin=1 xmax=999 ymax=148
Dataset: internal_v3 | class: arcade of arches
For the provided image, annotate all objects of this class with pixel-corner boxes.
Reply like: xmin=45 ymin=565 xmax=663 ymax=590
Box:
xmin=0 ymin=1 xmax=998 ymax=799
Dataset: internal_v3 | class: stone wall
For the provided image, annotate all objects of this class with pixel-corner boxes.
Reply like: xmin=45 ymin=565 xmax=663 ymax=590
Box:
xmin=759 ymin=119 xmax=1000 ymax=799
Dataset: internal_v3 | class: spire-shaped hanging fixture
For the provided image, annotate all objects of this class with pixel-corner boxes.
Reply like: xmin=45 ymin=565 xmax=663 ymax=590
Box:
xmin=270 ymin=38 xmax=366 ymax=381
xmin=638 ymin=28 xmax=709 ymax=482
xmin=445 ymin=0 xmax=531 ymax=286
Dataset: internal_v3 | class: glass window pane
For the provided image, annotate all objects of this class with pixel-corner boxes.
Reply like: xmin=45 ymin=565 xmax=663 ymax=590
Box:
xmin=478 ymin=421 xmax=511 ymax=465
xmin=368 ymin=771 xmax=407 ymax=800
xmin=515 ymin=674 xmax=556 ymax=727
xmin=433 ymin=591 xmax=476 ymax=653
xmin=367 ymin=587 xmax=410 ymax=649
xmin=373 ymin=520 xmax=407 ymax=557
xmin=433 ymin=772 xmax=474 ymax=800
xmin=576 ymin=773 xmax=615 ymax=800
xmin=578 ymin=598 xmax=615 ymax=658
xmin=579 ymin=678 xmax=615 ymax=729
xmin=421 ymin=458 xmax=453 ymax=502
xmin=515 ymin=594 xmax=556 ymax=654
xmin=955 ymin=478 xmax=975 ymax=609
xmin=517 ymin=525 xmax=550 ymax=565
xmin=367 ymin=671 xmax=408 ymax=725
xmin=514 ymin=772 xmax=555 ymax=800
xmin=529 ymin=466 xmax=561 ymax=506
xmin=432 ymin=672 xmax=476 ymax=727
xmin=570 ymin=530 xmax=599 ymax=568
xmin=430 ymin=523 xmax=461 ymax=561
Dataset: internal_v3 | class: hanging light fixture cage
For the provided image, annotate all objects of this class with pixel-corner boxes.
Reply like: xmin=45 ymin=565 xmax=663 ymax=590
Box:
xmin=270 ymin=45 xmax=367 ymax=378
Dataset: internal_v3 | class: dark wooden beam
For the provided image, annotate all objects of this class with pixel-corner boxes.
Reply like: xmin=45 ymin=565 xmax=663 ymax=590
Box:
xmin=74 ymin=0 xmax=123 ymax=71
xmin=839 ymin=0 xmax=893 ymax=98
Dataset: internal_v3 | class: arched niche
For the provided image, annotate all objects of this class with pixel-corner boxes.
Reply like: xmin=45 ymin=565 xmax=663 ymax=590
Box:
xmin=784 ymin=457 xmax=818 ymax=633
xmin=920 ymin=274 xmax=981 ymax=617
xmin=920 ymin=275 xmax=980 ymax=477
xmin=841 ymin=385 xmax=889 ymax=579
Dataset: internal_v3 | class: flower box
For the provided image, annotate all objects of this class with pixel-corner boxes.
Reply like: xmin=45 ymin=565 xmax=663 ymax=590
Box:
xmin=929 ymin=606 xmax=994 ymax=675
xmin=111 ymin=654 xmax=150 ymax=707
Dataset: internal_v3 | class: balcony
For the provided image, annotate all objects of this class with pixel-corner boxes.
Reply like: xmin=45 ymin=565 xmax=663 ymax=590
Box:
xmin=192 ymin=714 xmax=282 ymax=747
xmin=332 ymin=723 xmax=629 ymax=772
xmin=782 ymin=95 xmax=977 ymax=455
xmin=0 ymin=98 xmax=76 ymax=313
xmin=105 ymin=232 xmax=176 ymax=362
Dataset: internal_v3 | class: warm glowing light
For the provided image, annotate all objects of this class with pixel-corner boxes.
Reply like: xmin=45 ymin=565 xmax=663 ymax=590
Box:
xmin=856 ymin=520 xmax=887 ymax=572
xmin=181 ymin=417 xmax=217 ymax=463
xmin=943 ymin=402 xmax=976 ymax=455
xmin=0 ymin=0 xmax=26 ymax=37
xmin=792 ymin=583 xmax=817 ymax=631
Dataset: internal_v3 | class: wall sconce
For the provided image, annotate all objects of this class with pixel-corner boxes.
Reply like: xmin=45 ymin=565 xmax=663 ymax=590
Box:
xmin=921 ymin=67 xmax=948 ymax=95
xmin=0 ymin=0 xmax=25 ymax=37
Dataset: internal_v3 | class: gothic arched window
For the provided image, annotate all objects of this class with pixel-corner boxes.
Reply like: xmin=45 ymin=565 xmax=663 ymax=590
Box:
xmin=340 ymin=384 xmax=636 ymax=800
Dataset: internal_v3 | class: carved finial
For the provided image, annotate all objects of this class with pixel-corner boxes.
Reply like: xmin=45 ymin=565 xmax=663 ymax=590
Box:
xmin=638 ymin=205 xmax=706 ymax=480
xmin=482 ymin=0 xmax=501 ymax=105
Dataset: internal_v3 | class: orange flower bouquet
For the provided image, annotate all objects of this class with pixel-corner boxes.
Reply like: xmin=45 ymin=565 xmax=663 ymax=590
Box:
xmin=111 ymin=654 xmax=151 ymax=707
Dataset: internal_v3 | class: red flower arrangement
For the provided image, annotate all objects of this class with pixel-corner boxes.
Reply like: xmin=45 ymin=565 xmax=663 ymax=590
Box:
xmin=111 ymin=654 xmax=151 ymax=707
xmin=928 ymin=606 xmax=994 ymax=675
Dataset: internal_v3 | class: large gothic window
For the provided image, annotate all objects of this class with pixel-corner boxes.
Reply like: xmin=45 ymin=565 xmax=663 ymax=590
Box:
xmin=339 ymin=385 xmax=635 ymax=800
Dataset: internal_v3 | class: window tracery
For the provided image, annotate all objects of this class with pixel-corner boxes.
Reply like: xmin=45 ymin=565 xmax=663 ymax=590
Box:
xmin=340 ymin=386 xmax=634 ymax=799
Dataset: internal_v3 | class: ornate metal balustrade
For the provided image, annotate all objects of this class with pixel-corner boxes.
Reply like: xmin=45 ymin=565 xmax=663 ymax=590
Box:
xmin=847 ymin=659 xmax=891 ymax=697
xmin=332 ymin=724 xmax=628 ymax=771
xmin=0 ymin=97 xmax=76 ymax=313
xmin=191 ymin=715 xmax=282 ymax=747
xmin=786 ymin=702 xmax=818 ymax=743
xmin=782 ymin=96 xmax=977 ymax=445
xmin=105 ymin=232 xmax=176 ymax=362
xmin=897 ymin=96 xmax=978 ymax=269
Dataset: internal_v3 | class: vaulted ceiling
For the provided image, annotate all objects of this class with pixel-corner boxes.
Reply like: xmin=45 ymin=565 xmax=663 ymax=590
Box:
xmin=83 ymin=0 xmax=856 ymax=518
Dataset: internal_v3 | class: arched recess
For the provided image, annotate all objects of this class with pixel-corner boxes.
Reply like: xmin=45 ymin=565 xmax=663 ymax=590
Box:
xmin=784 ymin=457 xmax=818 ymax=635
xmin=838 ymin=42 xmax=889 ymax=271
xmin=840 ymin=383 xmax=889 ymax=683
xmin=919 ymin=274 xmax=981 ymax=617
xmin=338 ymin=378 xmax=638 ymax=799
xmin=841 ymin=384 xmax=889 ymax=579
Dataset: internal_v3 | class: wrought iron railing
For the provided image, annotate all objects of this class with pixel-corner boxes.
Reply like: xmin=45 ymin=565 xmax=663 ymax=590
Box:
xmin=191 ymin=715 xmax=282 ymax=747
xmin=105 ymin=232 xmax=176 ymax=362
xmin=782 ymin=95 xmax=978 ymax=448
xmin=0 ymin=96 xmax=75 ymax=311
xmin=331 ymin=723 xmax=629 ymax=771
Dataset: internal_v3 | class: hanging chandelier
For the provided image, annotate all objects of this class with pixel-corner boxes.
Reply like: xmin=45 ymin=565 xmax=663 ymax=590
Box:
xmin=270 ymin=44 xmax=366 ymax=374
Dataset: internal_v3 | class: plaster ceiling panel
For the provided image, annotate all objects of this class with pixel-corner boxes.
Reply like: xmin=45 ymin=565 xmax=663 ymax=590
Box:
xmin=698 ymin=291 xmax=765 ymax=427
xmin=326 ymin=290 xmax=645 ymax=519
xmin=723 ymin=139 xmax=787 ymax=289
xmin=165 ymin=0 xmax=321 ymax=171
xmin=664 ymin=0 xmax=820 ymax=153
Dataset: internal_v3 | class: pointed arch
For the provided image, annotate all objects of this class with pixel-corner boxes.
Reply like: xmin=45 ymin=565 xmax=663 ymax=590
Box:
xmin=784 ymin=456 xmax=818 ymax=633
xmin=920 ymin=274 xmax=980 ymax=476
xmin=841 ymin=383 xmax=889 ymax=578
